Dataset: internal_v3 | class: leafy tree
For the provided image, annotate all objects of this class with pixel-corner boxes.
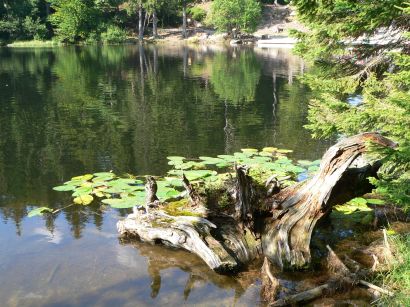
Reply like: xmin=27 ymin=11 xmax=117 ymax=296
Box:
xmin=49 ymin=0 xmax=101 ymax=43
xmin=210 ymin=0 xmax=261 ymax=33
xmin=292 ymin=1 xmax=410 ymax=208
xmin=187 ymin=5 xmax=206 ymax=22
xmin=0 ymin=0 xmax=50 ymax=43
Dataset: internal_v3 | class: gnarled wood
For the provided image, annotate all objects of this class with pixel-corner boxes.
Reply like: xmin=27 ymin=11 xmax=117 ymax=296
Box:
xmin=117 ymin=132 xmax=395 ymax=274
xmin=117 ymin=210 xmax=259 ymax=273
xmin=234 ymin=164 xmax=255 ymax=229
xmin=262 ymin=133 xmax=397 ymax=269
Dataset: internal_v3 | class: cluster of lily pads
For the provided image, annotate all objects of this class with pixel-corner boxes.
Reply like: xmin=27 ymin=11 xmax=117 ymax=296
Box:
xmin=28 ymin=147 xmax=322 ymax=217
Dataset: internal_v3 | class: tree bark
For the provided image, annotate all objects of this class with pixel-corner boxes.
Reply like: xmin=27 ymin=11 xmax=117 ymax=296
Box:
xmin=138 ymin=2 xmax=144 ymax=41
xmin=182 ymin=2 xmax=187 ymax=38
xmin=152 ymin=10 xmax=158 ymax=38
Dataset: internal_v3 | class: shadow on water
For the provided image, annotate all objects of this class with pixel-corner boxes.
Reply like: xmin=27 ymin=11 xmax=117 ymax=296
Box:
xmin=0 ymin=44 xmax=333 ymax=306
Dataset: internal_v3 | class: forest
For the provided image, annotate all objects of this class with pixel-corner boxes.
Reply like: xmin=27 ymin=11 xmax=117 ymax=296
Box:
xmin=0 ymin=0 xmax=281 ymax=44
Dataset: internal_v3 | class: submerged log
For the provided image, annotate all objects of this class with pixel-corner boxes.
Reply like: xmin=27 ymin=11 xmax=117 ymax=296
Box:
xmin=117 ymin=132 xmax=396 ymax=273
xmin=263 ymin=133 xmax=397 ymax=269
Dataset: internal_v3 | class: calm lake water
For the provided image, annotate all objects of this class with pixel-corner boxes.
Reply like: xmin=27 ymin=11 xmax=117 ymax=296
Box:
xmin=0 ymin=45 xmax=330 ymax=306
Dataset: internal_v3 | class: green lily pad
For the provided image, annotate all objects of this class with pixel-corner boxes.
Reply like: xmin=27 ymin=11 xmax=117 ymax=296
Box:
xmin=28 ymin=207 xmax=53 ymax=217
xmin=53 ymin=185 xmax=76 ymax=192
xmin=217 ymin=155 xmax=237 ymax=162
xmin=72 ymin=186 xmax=93 ymax=197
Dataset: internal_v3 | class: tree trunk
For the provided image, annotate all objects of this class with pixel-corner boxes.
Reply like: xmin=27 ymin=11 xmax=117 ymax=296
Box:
xmin=182 ymin=2 xmax=187 ymax=38
xmin=152 ymin=10 xmax=158 ymax=38
xmin=117 ymin=133 xmax=396 ymax=272
xmin=138 ymin=3 xmax=144 ymax=41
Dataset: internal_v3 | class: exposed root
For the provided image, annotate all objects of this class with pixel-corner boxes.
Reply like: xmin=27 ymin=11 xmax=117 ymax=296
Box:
xmin=261 ymin=257 xmax=280 ymax=302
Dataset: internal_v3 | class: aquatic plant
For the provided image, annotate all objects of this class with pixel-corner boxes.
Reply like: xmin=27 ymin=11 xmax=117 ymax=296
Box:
xmin=28 ymin=147 xmax=319 ymax=216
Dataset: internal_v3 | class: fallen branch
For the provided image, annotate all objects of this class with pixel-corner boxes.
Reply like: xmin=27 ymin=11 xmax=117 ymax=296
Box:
xmin=269 ymin=284 xmax=329 ymax=307
xmin=358 ymin=280 xmax=394 ymax=297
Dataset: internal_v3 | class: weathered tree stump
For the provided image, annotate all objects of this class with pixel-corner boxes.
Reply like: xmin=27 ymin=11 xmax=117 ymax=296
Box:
xmin=262 ymin=133 xmax=396 ymax=269
xmin=117 ymin=132 xmax=396 ymax=273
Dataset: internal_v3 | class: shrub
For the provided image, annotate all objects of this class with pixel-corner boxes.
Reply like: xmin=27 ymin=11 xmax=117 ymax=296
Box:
xmin=101 ymin=25 xmax=128 ymax=44
xmin=23 ymin=16 xmax=48 ymax=40
xmin=187 ymin=6 xmax=207 ymax=22
xmin=210 ymin=0 xmax=261 ymax=33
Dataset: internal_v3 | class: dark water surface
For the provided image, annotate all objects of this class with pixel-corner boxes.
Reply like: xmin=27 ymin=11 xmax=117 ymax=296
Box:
xmin=0 ymin=45 xmax=330 ymax=306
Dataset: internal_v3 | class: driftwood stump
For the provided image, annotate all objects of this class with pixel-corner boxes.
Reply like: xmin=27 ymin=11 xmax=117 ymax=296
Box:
xmin=262 ymin=133 xmax=396 ymax=269
xmin=117 ymin=132 xmax=396 ymax=272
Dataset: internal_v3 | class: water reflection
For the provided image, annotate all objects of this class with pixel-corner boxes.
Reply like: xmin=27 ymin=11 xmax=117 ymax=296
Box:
xmin=0 ymin=44 xmax=330 ymax=306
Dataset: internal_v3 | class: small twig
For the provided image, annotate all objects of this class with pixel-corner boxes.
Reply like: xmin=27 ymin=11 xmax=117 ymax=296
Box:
xmin=371 ymin=254 xmax=380 ymax=271
xmin=52 ymin=203 xmax=75 ymax=215
xmin=383 ymin=228 xmax=391 ymax=251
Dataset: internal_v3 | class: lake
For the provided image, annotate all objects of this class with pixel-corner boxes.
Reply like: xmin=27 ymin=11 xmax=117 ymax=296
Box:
xmin=0 ymin=44 xmax=330 ymax=306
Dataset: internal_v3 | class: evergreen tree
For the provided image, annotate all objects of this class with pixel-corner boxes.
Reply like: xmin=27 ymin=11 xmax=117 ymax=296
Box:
xmin=292 ymin=1 xmax=410 ymax=207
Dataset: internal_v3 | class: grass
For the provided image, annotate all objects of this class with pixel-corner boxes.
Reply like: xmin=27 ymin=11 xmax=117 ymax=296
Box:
xmin=376 ymin=233 xmax=410 ymax=305
xmin=7 ymin=40 xmax=62 ymax=47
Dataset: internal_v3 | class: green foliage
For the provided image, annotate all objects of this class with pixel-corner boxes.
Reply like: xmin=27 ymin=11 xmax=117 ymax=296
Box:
xmin=376 ymin=233 xmax=410 ymax=305
xmin=49 ymin=0 xmax=101 ymax=43
xmin=28 ymin=206 xmax=53 ymax=217
xmin=0 ymin=0 xmax=51 ymax=42
xmin=293 ymin=1 xmax=410 ymax=209
xmin=187 ymin=6 xmax=206 ymax=22
xmin=101 ymin=24 xmax=128 ymax=44
xmin=210 ymin=0 xmax=261 ymax=33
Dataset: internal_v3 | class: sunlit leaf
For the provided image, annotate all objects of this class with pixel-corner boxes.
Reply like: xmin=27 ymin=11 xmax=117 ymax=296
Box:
xmin=262 ymin=147 xmax=277 ymax=153
xmin=71 ymin=174 xmax=93 ymax=181
xmin=73 ymin=194 xmax=94 ymax=205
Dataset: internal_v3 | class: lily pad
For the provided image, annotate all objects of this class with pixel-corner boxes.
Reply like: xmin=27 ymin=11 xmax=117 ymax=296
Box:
xmin=28 ymin=207 xmax=53 ymax=217
xmin=53 ymin=185 xmax=76 ymax=192
xmin=72 ymin=186 xmax=93 ymax=197
xmin=73 ymin=194 xmax=94 ymax=205
xmin=71 ymin=174 xmax=94 ymax=181
xmin=262 ymin=147 xmax=277 ymax=153
xmin=217 ymin=155 xmax=237 ymax=162
xmin=241 ymin=148 xmax=258 ymax=153
xmin=277 ymin=149 xmax=293 ymax=153
xmin=308 ymin=165 xmax=320 ymax=172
